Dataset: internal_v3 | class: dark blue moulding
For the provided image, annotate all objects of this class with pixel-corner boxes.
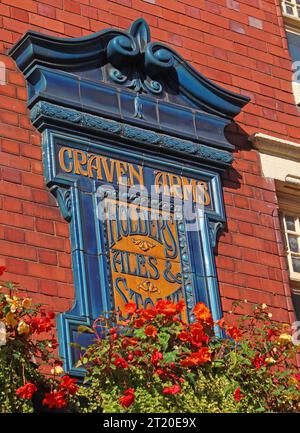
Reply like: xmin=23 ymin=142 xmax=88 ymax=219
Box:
xmin=9 ymin=18 xmax=250 ymax=375
xmin=9 ymin=18 xmax=249 ymax=150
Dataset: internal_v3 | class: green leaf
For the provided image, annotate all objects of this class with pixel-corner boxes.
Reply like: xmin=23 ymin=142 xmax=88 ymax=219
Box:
xmin=77 ymin=325 xmax=94 ymax=335
xmin=158 ymin=332 xmax=170 ymax=351
xmin=163 ymin=351 xmax=178 ymax=363
xmin=70 ymin=342 xmax=83 ymax=350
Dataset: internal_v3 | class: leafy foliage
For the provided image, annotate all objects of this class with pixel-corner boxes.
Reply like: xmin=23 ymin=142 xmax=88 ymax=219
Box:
xmin=0 ymin=264 xmax=299 ymax=413
xmin=0 ymin=267 xmax=78 ymax=412
xmin=72 ymin=300 xmax=300 ymax=413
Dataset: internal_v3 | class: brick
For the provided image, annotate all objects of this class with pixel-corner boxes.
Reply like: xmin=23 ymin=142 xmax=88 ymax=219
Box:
xmin=0 ymin=239 xmax=37 ymax=261
xmin=35 ymin=218 xmax=54 ymax=234
xmin=4 ymin=226 xmax=25 ymax=243
xmin=37 ymin=3 xmax=56 ymax=18
xmin=29 ymin=13 xmax=64 ymax=33
xmin=1 ymin=167 xmax=22 ymax=183
xmin=22 ymin=172 xmax=45 ymax=189
xmin=39 ymin=250 xmax=58 ymax=265
xmin=57 ymin=283 xmax=74 ymax=299
xmin=2 ymin=196 xmax=22 ymax=213
xmin=55 ymin=222 xmax=70 ymax=237
xmin=39 ymin=279 xmax=58 ymax=296
xmin=25 ymin=231 xmax=65 ymax=251
xmin=56 ymin=9 xmax=89 ymax=28
xmin=11 ymin=7 xmax=29 ymax=22
xmin=0 ymin=209 xmax=34 ymax=230
xmin=0 ymin=181 xmax=32 ymax=201
xmin=57 ymin=252 xmax=72 ymax=268
xmin=27 ymin=262 xmax=73 ymax=283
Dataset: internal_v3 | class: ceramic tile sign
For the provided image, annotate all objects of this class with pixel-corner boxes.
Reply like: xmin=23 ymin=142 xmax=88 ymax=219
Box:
xmin=49 ymin=132 xmax=224 ymax=375
xmin=105 ymin=199 xmax=187 ymax=321
xmin=56 ymin=141 xmax=214 ymax=320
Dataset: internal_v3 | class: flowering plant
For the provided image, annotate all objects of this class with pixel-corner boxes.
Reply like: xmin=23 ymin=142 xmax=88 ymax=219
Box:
xmin=0 ymin=263 xmax=299 ymax=413
xmin=0 ymin=267 xmax=78 ymax=412
xmin=74 ymin=299 xmax=300 ymax=413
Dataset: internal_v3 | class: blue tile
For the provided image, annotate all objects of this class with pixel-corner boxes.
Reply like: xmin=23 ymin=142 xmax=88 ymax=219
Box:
xmin=158 ymin=102 xmax=196 ymax=139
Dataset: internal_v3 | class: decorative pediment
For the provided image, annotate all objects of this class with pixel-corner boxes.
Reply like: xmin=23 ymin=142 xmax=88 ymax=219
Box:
xmin=10 ymin=18 xmax=249 ymax=154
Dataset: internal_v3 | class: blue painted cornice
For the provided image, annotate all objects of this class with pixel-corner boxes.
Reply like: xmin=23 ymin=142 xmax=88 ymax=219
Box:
xmin=10 ymin=18 xmax=249 ymax=152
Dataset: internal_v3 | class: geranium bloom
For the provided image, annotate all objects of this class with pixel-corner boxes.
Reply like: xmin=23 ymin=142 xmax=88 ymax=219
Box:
xmin=119 ymin=388 xmax=135 ymax=408
xmin=121 ymin=337 xmax=139 ymax=348
xmin=226 ymin=325 xmax=243 ymax=341
xmin=193 ymin=302 xmax=213 ymax=325
xmin=181 ymin=347 xmax=211 ymax=366
xmin=217 ymin=318 xmax=225 ymax=328
xmin=190 ymin=323 xmax=209 ymax=347
xmin=124 ymin=302 xmax=137 ymax=316
xmin=156 ymin=299 xmax=177 ymax=317
xmin=16 ymin=383 xmax=37 ymax=399
xmin=114 ymin=355 xmax=129 ymax=369
xmin=145 ymin=325 xmax=157 ymax=338
xmin=267 ymin=328 xmax=278 ymax=341
xmin=28 ymin=312 xmax=54 ymax=334
xmin=133 ymin=318 xmax=146 ymax=328
xmin=178 ymin=330 xmax=190 ymax=342
xmin=140 ymin=307 xmax=157 ymax=320
xmin=151 ymin=349 xmax=163 ymax=366
xmin=0 ymin=266 xmax=6 ymax=276
xmin=176 ymin=299 xmax=185 ymax=313
xmin=252 ymin=354 xmax=266 ymax=369
xmin=59 ymin=375 xmax=78 ymax=395
xmin=233 ymin=387 xmax=244 ymax=402
xmin=42 ymin=391 xmax=68 ymax=409
xmin=162 ymin=384 xmax=181 ymax=395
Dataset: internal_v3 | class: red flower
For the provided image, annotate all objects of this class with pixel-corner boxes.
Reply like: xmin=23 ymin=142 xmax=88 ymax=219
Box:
xmin=145 ymin=325 xmax=157 ymax=338
xmin=124 ymin=302 xmax=137 ymax=316
xmin=16 ymin=383 xmax=37 ymax=399
xmin=217 ymin=318 xmax=225 ymax=329
xmin=267 ymin=329 xmax=277 ymax=341
xmin=140 ymin=307 xmax=157 ymax=321
xmin=178 ymin=331 xmax=190 ymax=342
xmin=114 ymin=355 xmax=129 ymax=369
xmin=181 ymin=347 xmax=211 ymax=367
xmin=162 ymin=384 xmax=181 ymax=395
xmin=42 ymin=391 xmax=68 ymax=409
xmin=252 ymin=354 xmax=266 ymax=369
xmin=121 ymin=337 xmax=139 ymax=348
xmin=0 ymin=266 xmax=6 ymax=276
xmin=133 ymin=318 xmax=146 ymax=328
xmin=190 ymin=323 xmax=209 ymax=347
xmin=193 ymin=303 xmax=213 ymax=325
xmin=119 ymin=388 xmax=135 ymax=408
xmin=294 ymin=374 xmax=300 ymax=389
xmin=151 ymin=349 xmax=163 ymax=366
xmin=28 ymin=312 xmax=54 ymax=334
xmin=176 ymin=299 xmax=185 ymax=313
xmin=156 ymin=299 xmax=177 ymax=317
xmin=226 ymin=325 xmax=243 ymax=341
xmin=59 ymin=375 xmax=78 ymax=395
xmin=233 ymin=387 xmax=244 ymax=402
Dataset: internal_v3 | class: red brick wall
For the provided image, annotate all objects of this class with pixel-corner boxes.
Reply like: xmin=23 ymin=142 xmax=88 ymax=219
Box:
xmin=0 ymin=0 xmax=297 ymax=323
